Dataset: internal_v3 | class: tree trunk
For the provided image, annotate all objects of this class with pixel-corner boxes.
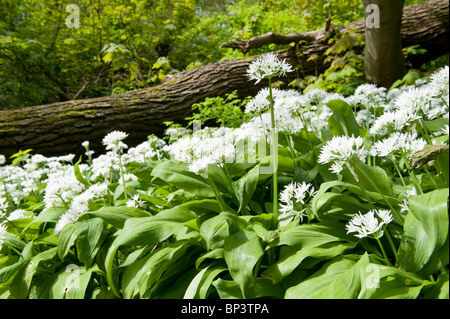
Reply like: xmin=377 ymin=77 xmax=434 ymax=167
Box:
xmin=363 ymin=0 xmax=406 ymax=88
xmin=0 ymin=0 xmax=448 ymax=158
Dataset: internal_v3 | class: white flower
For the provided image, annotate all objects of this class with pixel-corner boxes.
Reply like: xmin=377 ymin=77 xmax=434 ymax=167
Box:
xmin=188 ymin=157 xmax=214 ymax=179
xmin=247 ymin=52 xmax=294 ymax=84
xmin=369 ymin=109 xmax=419 ymax=135
xmin=399 ymin=187 xmax=417 ymax=213
xmin=0 ymin=155 xmax=5 ymax=166
xmin=102 ymin=131 xmax=129 ymax=152
xmin=127 ymin=194 xmax=145 ymax=208
xmin=0 ymin=197 xmax=8 ymax=212
xmin=376 ymin=209 xmax=394 ymax=225
xmin=0 ymin=222 xmax=7 ymax=250
xmin=54 ymin=183 xmax=108 ymax=233
xmin=278 ymin=181 xmax=315 ymax=225
xmin=346 ymin=209 xmax=393 ymax=239
xmin=430 ymin=65 xmax=449 ymax=94
xmin=318 ymin=135 xmax=368 ymax=174
xmin=304 ymin=89 xmax=328 ymax=105
xmin=354 ymin=83 xmax=386 ymax=107
xmin=370 ymin=132 xmax=427 ymax=158
xmin=7 ymin=209 xmax=28 ymax=221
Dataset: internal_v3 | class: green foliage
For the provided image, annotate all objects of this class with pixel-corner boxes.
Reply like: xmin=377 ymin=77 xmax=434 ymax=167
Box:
xmin=293 ymin=27 xmax=365 ymax=95
xmin=186 ymin=91 xmax=253 ymax=129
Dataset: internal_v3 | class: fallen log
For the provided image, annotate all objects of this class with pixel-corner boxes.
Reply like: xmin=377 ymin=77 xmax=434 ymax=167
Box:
xmin=0 ymin=0 xmax=448 ymax=158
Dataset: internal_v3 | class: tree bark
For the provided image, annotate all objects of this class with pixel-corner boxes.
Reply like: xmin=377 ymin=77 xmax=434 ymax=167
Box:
xmin=0 ymin=0 xmax=448 ymax=158
xmin=363 ymin=0 xmax=406 ymax=88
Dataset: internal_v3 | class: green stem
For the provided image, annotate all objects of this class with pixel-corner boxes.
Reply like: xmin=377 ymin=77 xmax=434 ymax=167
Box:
xmin=376 ymin=237 xmax=392 ymax=266
xmin=268 ymin=77 xmax=278 ymax=224
xmin=391 ymin=156 xmax=406 ymax=186
xmin=207 ymin=178 xmax=230 ymax=213
xmin=384 ymin=226 xmax=398 ymax=260
xmin=117 ymin=150 xmax=128 ymax=201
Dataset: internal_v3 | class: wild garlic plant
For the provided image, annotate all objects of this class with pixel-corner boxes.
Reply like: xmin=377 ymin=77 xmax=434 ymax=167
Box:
xmin=247 ymin=53 xmax=294 ymax=222
xmin=0 ymin=65 xmax=448 ymax=299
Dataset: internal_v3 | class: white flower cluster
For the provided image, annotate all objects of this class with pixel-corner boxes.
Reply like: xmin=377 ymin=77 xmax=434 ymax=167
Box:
xmin=318 ymin=135 xmax=368 ymax=175
xmin=247 ymin=52 xmax=294 ymax=84
xmin=102 ymin=130 xmax=129 ymax=153
xmin=0 ymin=222 xmax=7 ymax=251
xmin=370 ymin=66 xmax=449 ymax=135
xmin=54 ymin=183 xmax=108 ymax=233
xmin=278 ymin=181 xmax=316 ymax=226
xmin=346 ymin=209 xmax=393 ymax=239
xmin=0 ymin=133 xmax=167 ymax=233
xmin=370 ymin=132 xmax=427 ymax=159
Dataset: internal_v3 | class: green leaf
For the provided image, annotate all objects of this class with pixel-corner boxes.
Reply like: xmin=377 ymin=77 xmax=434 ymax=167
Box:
xmin=272 ymin=221 xmax=353 ymax=249
xmin=224 ymin=227 xmax=264 ymax=298
xmin=49 ymin=266 xmax=93 ymax=299
xmin=358 ymin=262 xmax=425 ymax=299
xmin=232 ymin=164 xmax=260 ymax=213
xmin=151 ymin=160 xmax=214 ymax=197
xmin=396 ymin=189 xmax=449 ymax=277
xmin=344 ymin=157 xmax=392 ymax=196
xmin=263 ymin=242 xmax=356 ymax=284
xmin=326 ymin=99 xmax=367 ymax=137
xmin=75 ymin=218 xmax=105 ymax=265
xmin=10 ymin=248 xmax=58 ymax=299
xmin=84 ymin=206 xmax=152 ymax=229
xmin=114 ymin=205 xmax=197 ymax=248
xmin=199 ymin=212 xmax=245 ymax=251
xmin=57 ymin=223 xmax=77 ymax=260
xmin=105 ymin=205 xmax=198 ymax=297
xmin=121 ymin=240 xmax=191 ymax=298
xmin=285 ymin=254 xmax=370 ymax=298
xmin=74 ymin=156 xmax=90 ymax=187
xmin=184 ymin=263 xmax=228 ymax=299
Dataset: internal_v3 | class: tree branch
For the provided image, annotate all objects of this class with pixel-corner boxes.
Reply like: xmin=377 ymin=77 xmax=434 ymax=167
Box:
xmin=220 ymin=30 xmax=320 ymax=54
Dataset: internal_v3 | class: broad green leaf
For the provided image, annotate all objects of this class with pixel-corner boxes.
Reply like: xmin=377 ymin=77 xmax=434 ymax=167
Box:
xmin=57 ymin=223 xmax=77 ymax=260
xmin=151 ymin=160 xmax=214 ymax=197
xmin=84 ymin=206 xmax=152 ymax=229
xmin=272 ymin=221 xmax=353 ymax=249
xmin=121 ymin=240 xmax=191 ymax=299
xmin=184 ymin=263 xmax=228 ymax=299
xmin=195 ymin=249 xmax=224 ymax=269
xmin=21 ymin=207 xmax=66 ymax=235
xmin=422 ymin=271 xmax=449 ymax=299
xmin=344 ymin=157 xmax=392 ymax=196
xmin=224 ymin=227 xmax=264 ymax=298
xmin=213 ymin=277 xmax=284 ymax=299
xmin=105 ymin=205 xmax=198 ymax=297
xmin=49 ymin=266 xmax=93 ymax=299
xmin=10 ymin=248 xmax=58 ymax=299
xmin=326 ymin=99 xmax=367 ymax=137
xmin=285 ymin=254 xmax=370 ymax=299
xmin=358 ymin=262 xmax=424 ymax=299
xmin=263 ymin=242 xmax=356 ymax=284
xmin=396 ymin=189 xmax=449 ymax=277
xmin=232 ymin=164 xmax=260 ymax=213
xmin=213 ymin=278 xmax=243 ymax=299
xmin=75 ymin=218 xmax=105 ymax=265
xmin=199 ymin=212 xmax=244 ymax=251
xmin=115 ymin=205 xmax=198 ymax=248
